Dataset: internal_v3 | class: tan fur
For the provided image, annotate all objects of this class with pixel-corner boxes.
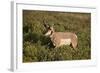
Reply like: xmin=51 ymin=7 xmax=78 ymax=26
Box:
xmin=50 ymin=32 xmax=78 ymax=48
xmin=44 ymin=26 xmax=78 ymax=49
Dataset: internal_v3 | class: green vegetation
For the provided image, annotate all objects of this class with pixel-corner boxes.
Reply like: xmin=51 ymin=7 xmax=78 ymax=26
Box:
xmin=23 ymin=10 xmax=91 ymax=62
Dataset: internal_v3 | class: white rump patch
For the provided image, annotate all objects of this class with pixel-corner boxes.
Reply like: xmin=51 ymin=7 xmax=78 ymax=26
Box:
xmin=60 ymin=39 xmax=71 ymax=46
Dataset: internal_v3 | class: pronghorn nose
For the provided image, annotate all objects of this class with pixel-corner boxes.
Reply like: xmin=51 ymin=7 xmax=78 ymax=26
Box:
xmin=44 ymin=32 xmax=48 ymax=36
xmin=44 ymin=30 xmax=52 ymax=36
xmin=44 ymin=33 xmax=48 ymax=36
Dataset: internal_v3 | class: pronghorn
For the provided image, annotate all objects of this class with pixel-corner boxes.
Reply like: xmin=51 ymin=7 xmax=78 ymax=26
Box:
xmin=43 ymin=22 xmax=78 ymax=49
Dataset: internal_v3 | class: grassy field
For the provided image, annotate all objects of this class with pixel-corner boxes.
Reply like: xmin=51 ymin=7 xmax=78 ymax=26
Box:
xmin=23 ymin=10 xmax=91 ymax=62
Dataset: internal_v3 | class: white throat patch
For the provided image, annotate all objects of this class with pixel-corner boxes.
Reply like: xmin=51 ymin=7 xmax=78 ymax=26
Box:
xmin=45 ymin=31 xmax=52 ymax=36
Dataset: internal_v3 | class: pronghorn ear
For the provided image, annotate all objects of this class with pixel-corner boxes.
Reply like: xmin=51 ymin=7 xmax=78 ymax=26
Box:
xmin=50 ymin=26 xmax=54 ymax=32
xmin=50 ymin=30 xmax=53 ymax=36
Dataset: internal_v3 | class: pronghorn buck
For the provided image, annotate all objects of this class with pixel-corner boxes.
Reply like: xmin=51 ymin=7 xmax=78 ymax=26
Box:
xmin=43 ymin=22 xmax=78 ymax=49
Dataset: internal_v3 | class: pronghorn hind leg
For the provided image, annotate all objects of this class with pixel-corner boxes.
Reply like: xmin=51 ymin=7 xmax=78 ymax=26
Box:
xmin=71 ymin=37 xmax=78 ymax=49
xmin=71 ymin=42 xmax=77 ymax=49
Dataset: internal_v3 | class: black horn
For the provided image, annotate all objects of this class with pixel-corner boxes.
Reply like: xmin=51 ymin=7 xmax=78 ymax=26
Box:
xmin=43 ymin=20 xmax=50 ymax=29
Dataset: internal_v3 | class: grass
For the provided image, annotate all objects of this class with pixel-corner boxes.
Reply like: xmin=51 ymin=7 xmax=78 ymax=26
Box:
xmin=23 ymin=10 xmax=91 ymax=63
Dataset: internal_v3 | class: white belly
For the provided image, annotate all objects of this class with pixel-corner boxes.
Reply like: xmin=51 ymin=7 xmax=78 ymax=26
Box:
xmin=60 ymin=39 xmax=71 ymax=46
